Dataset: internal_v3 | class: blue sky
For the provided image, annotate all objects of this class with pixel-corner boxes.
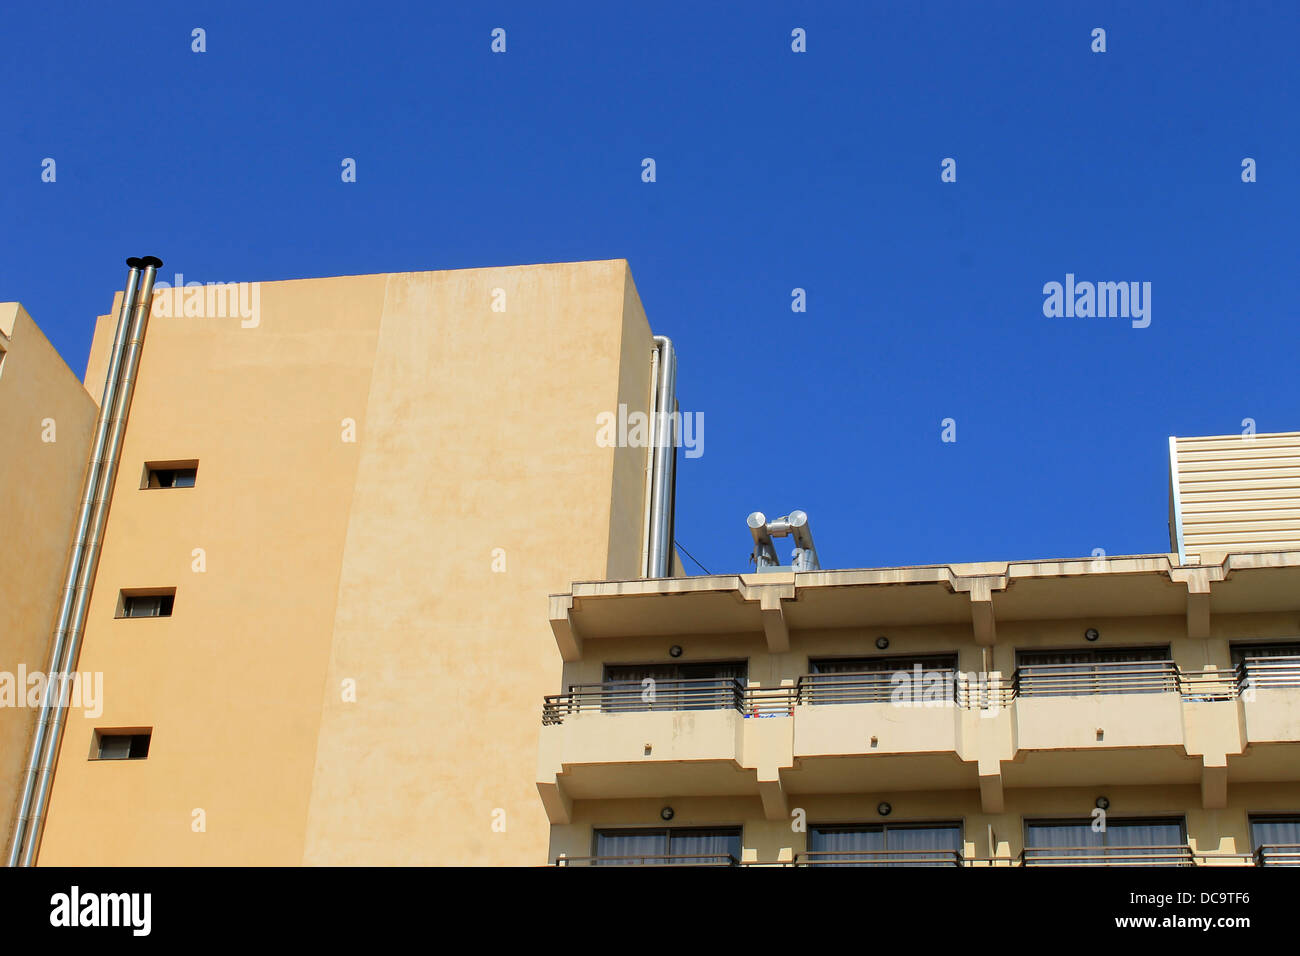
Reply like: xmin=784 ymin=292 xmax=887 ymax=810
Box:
xmin=3 ymin=1 xmax=1297 ymax=575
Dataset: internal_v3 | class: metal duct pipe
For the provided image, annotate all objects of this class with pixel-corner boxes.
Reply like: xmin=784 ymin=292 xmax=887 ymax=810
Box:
xmin=785 ymin=510 xmax=818 ymax=563
xmin=747 ymin=510 xmax=821 ymax=571
xmin=17 ymin=256 xmax=161 ymax=867
xmin=6 ymin=259 xmax=143 ymax=867
xmin=647 ymin=335 xmax=677 ymax=578
xmin=639 ymin=343 xmax=660 ymax=578
xmin=747 ymin=512 xmax=780 ymax=569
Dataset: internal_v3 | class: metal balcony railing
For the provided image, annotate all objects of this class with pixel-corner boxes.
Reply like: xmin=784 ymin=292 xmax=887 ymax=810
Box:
xmin=1020 ymin=845 xmax=1196 ymax=866
xmin=552 ymin=849 xmax=1278 ymax=867
xmin=1240 ymin=655 xmax=1300 ymax=691
xmin=1253 ymin=844 xmax=1300 ymax=866
xmin=797 ymin=849 xmax=963 ymax=867
xmin=1014 ymin=660 xmax=1179 ymax=697
xmin=542 ymin=678 xmax=746 ymax=725
xmin=794 ymin=671 xmax=960 ymax=706
xmin=540 ymin=657 xmax=1300 ymax=724
xmin=1177 ymin=666 xmax=1242 ymax=701
xmin=554 ymin=853 xmax=739 ymax=866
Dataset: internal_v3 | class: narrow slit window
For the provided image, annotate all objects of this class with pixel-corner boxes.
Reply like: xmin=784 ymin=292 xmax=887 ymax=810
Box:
xmin=143 ymin=461 xmax=198 ymax=489
xmin=119 ymin=590 xmax=175 ymax=618
xmin=95 ymin=731 xmax=151 ymax=760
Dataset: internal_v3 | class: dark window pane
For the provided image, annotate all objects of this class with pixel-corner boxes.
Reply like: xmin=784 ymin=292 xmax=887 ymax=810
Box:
xmin=1250 ymin=816 xmax=1300 ymax=865
xmin=594 ymin=828 xmax=667 ymax=865
xmin=667 ymin=828 xmax=741 ymax=865
xmin=1231 ymin=643 xmax=1300 ymax=665
xmin=123 ymin=593 xmax=174 ymax=618
xmin=147 ymin=465 xmax=198 ymax=488
xmin=98 ymin=733 xmax=149 ymax=760
xmin=98 ymin=735 xmax=132 ymax=759
xmin=1251 ymin=817 xmax=1300 ymax=848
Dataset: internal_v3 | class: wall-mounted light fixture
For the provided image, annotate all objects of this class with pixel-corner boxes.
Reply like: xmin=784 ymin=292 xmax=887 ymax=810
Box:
xmin=875 ymin=636 xmax=890 ymax=650
xmin=669 ymin=645 xmax=683 ymax=658
xmin=877 ymin=802 xmax=892 ymax=816
xmin=1085 ymin=628 xmax=1100 ymax=642
xmin=1095 ymin=796 xmax=1110 ymax=810
xmin=660 ymin=806 xmax=675 ymax=821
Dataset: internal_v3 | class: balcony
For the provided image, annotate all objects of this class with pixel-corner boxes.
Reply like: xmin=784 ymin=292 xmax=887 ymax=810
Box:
xmin=1014 ymin=660 xmax=1179 ymax=697
xmin=554 ymin=853 xmax=741 ymax=867
xmin=538 ymin=679 xmax=766 ymax=809
xmin=1020 ymin=845 xmax=1196 ymax=866
xmin=540 ymin=659 xmax=1300 ymax=727
xmin=797 ymin=849 xmax=963 ymax=867
xmin=542 ymin=678 xmax=746 ymax=724
xmin=549 ymin=846 xmax=1269 ymax=867
xmin=538 ymin=658 xmax=1300 ymax=816
xmin=1254 ymin=844 xmax=1300 ymax=866
xmin=786 ymin=670 xmax=974 ymax=793
xmin=1241 ymin=655 xmax=1300 ymax=690
xmin=1239 ymin=656 xmax=1300 ymax=752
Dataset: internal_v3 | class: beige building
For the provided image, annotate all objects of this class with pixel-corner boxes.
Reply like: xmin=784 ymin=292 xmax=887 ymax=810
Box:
xmin=0 ymin=304 xmax=98 ymax=852
xmin=6 ymin=259 xmax=679 ymax=865
xmin=3 ymin=257 xmax=1298 ymax=868
xmin=540 ymin=432 xmax=1300 ymax=865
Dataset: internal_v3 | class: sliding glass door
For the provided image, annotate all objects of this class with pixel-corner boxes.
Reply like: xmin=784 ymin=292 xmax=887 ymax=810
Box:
xmin=593 ymin=827 xmax=742 ymax=866
xmin=807 ymin=823 xmax=962 ymax=866
xmin=599 ymin=661 xmax=747 ymax=712
xmin=1024 ymin=818 xmax=1187 ymax=865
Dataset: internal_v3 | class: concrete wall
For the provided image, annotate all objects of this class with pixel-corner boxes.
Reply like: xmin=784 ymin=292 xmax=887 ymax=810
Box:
xmin=0 ymin=303 xmax=97 ymax=852
xmin=38 ymin=259 xmax=657 ymax=864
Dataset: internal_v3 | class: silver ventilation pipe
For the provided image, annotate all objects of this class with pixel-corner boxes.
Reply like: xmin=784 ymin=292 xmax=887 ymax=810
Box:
xmin=646 ymin=335 xmax=677 ymax=578
xmin=639 ymin=343 xmax=660 ymax=577
xmin=6 ymin=259 xmax=143 ymax=867
xmin=11 ymin=256 xmax=161 ymax=867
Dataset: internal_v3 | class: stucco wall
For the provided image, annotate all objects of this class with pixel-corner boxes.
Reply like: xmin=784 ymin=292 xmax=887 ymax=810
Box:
xmin=0 ymin=303 xmax=97 ymax=852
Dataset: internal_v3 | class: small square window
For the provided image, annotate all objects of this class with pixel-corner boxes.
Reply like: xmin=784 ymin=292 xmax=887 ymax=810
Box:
xmin=95 ymin=731 xmax=151 ymax=760
xmin=142 ymin=461 xmax=198 ymax=489
xmin=119 ymin=590 xmax=175 ymax=618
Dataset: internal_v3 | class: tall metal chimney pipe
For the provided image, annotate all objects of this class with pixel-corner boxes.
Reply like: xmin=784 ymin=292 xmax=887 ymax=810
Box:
xmin=11 ymin=256 xmax=162 ymax=867
xmin=6 ymin=260 xmax=143 ymax=866
xmin=647 ymin=335 xmax=677 ymax=578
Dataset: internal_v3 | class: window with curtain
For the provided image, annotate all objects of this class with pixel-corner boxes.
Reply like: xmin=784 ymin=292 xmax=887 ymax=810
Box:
xmin=1015 ymin=646 xmax=1172 ymax=697
xmin=807 ymin=823 xmax=961 ymax=866
xmin=1024 ymin=818 xmax=1186 ymax=865
xmin=805 ymin=654 xmax=958 ymax=704
xmin=599 ymin=661 xmax=747 ymax=713
xmin=593 ymin=827 xmax=741 ymax=865
xmin=1250 ymin=815 xmax=1300 ymax=865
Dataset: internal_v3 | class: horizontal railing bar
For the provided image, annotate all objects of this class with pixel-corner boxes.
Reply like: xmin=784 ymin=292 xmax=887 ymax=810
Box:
xmin=541 ymin=657 xmax=1300 ymax=724
xmin=554 ymin=854 xmax=739 ymax=866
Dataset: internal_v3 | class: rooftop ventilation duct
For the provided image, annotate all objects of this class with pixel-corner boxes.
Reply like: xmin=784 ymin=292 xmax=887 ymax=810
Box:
xmin=748 ymin=510 xmax=820 ymax=572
